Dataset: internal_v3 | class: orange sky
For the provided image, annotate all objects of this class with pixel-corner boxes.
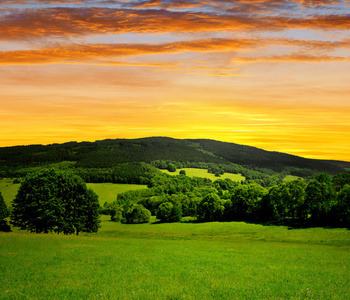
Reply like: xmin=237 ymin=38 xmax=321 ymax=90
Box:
xmin=1 ymin=0 xmax=349 ymax=161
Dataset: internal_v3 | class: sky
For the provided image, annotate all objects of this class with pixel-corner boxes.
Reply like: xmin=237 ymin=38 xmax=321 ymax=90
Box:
xmin=0 ymin=0 xmax=349 ymax=161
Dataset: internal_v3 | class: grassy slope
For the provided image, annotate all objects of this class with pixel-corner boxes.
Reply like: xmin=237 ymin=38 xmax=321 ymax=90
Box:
xmin=283 ymin=175 xmax=302 ymax=182
xmin=0 ymin=181 xmax=20 ymax=206
xmin=161 ymin=168 xmax=245 ymax=182
xmin=1 ymin=216 xmax=349 ymax=300
xmin=87 ymin=183 xmax=148 ymax=205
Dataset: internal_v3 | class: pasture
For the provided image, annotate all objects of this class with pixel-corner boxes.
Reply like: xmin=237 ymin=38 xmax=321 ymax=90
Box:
xmin=160 ymin=168 xmax=245 ymax=182
xmin=0 ymin=180 xmax=20 ymax=207
xmin=1 ymin=216 xmax=349 ymax=299
xmin=86 ymin=183 xmax=148 ymax=205
xmin=283 ymin=175 xmax=302 ymax=182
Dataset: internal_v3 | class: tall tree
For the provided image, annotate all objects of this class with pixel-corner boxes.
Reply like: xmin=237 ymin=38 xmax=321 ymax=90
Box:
xmin=305 ymin=173 xmax=334 ymax=224
xmin=197 ymin=193 xmax=224 ymax=222
xmin=11 ymin=169 xmax=100 ymax=235
xmin=0 ymin=192 xmax=10 ymax=232
xmin=332 ymin=184 xmax=350 ymax=227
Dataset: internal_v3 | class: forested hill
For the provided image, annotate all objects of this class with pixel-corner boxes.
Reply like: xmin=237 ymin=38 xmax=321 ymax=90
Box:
xmin=0 ymin=137 xmax=349 ymax=176
xmin=189 ymin=139 xmax=350 ymax=174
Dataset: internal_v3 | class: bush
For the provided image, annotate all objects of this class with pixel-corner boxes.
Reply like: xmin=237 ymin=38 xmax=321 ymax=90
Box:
xmin=124 ymin=204 xmax=151 ymax=224
xmin=156 ymin=202 xmax=182 ymax=223
xmin=110 ymin=204 xmax=123 ymax=222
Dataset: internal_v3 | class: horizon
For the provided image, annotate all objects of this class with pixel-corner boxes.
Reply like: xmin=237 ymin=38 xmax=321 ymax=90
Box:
xmin=1 ymin=1 xmax=349 ymax=162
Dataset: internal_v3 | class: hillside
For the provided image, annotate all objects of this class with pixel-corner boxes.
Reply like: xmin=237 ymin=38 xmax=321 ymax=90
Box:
xmin=0 ymin=137 xmax=348 ymax=177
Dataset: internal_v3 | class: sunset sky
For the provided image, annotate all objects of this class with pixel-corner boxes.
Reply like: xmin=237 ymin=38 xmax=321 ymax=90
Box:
xmin=1 ymin=0 xmax=349 ymax=161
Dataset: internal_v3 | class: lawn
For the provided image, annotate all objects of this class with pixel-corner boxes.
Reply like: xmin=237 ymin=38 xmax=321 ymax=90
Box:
xmin=1 ymin=216 xmax=349 ymax=299
xmin=161 ymin=168 xmax=245 ymax=182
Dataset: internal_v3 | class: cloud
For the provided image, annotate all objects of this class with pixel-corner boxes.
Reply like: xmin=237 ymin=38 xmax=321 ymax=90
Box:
xmin=1 ymin=5 xmax=350 ymax=42
xmin=0 ymin=38 xmax=261 ymax=65
xmin=231 ymin=53 xmax=350 ymax=63
xmin=1 ymin=36 xmax=349 ymax=65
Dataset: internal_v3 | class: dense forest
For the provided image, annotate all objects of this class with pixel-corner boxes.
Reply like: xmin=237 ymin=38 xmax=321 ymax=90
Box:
xmin=100 ymin=170 xmax=350 ymax=228
xmin=1 ymin=137 xmax=349 ymax=179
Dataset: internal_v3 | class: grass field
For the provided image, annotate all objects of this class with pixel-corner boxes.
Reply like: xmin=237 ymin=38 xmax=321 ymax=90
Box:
xmin=161 ymin=168 xmax=245 ymax=182
xmin=86 ymin=183 xmax=148 ymax=205
xmin=0 ymin=180 xmax=20 ymax=207
xmin=283 ymin=175 xmax=302 ymax=182
xmin=1 ymin=216 xmax=349 ymax=299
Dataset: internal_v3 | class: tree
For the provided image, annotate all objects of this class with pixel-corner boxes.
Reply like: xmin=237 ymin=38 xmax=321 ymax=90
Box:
xmin=332 ymin=184 xmax=350 ymax=227
xmin=282 ymin=180 xmax=307 ymax=220
xmin=11 ymin=169 xmax=100 ymax=235
xmin=156 ymin=202 xmax=173 ymax=222
xmin=179 ymin=170 xmax=186 ymax=176
xmin=110 ymin=204 xmax=124 ymax=222
xmin=123 ymin=204 xmax=151 ymax=224
xmin=0 ymin=192 xmax=10 ymax=232
xmin=227 ymin=184 xmax=267 ymax=221
xmin=156 ymin=202 xmax=182 ymax=222
xmin=167 ymin=163 xmax=177 ymax=172
xmin=305 ymin=174 xmax=335 ymax=224
xmin=333 ymin=171 xmax=350 ymax=192
xmin=197 ymin=193 xmax=224 ymax=222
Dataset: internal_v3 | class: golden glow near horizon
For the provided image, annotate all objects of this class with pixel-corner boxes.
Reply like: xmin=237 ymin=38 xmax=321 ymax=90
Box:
xmin=0 ymin=1 xmax=350 ymax=161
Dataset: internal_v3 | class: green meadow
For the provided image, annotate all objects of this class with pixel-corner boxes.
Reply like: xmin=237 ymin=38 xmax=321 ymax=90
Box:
xmin=0 ymin=180 xmax=20 ymax=207
xmin=1 ymin=216 xmax=349 ymax=300
xmin=161 ymin=168 xmax=245 ymax=182
xmin=86 ymin=183 xmax=148 ymax=205
xmin=283 ymin=175 xmax=302 ymax=182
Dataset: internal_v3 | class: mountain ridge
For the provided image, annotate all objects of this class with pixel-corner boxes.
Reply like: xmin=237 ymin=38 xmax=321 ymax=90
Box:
xmin=0 ymin=136 xmax=349 ymax=176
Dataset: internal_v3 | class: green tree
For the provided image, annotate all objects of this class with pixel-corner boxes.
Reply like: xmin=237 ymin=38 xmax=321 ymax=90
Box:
xmin=110 ymin=204 xmax=124 ymax=222
xmin=227 ymin=184 xmax=267 ymax=221
xmin=167 ymin=163 xmax=177 ymax=172
xmin=197 ymin=193 xmax=224 ymax=222
xmin=156 ymin=202 xmax=173 ymax=222
xmin=156 ymin=202 xmax=182 ymax=222
xmin=332 ymin=184 xmax=350 ymax=227
xmin=260 ymin=184 xmax=285 ymax=222
xmin=123 ymin=204 xmax=151 ymax=224
xmin=0 ymin=192 xmax=10 ymax=232
xmin=260 ymin=180 xmax=306 ymax=222
xmin=333 ymin=170 xmax=350 ymax=192
xmin=305 ymin=174 xmax=335 ymax=224
xmin=179 ymin=170 xmax=186 ymax=176
xmin=282 ymin=180 xmax=307 ymax=220
xmin=11 ymin=169 xmax=100 ymax=235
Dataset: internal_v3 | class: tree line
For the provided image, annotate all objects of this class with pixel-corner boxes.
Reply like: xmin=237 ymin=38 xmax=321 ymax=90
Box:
xmin=1 ymin=168 xmax=349 ymax=234
xmin=104 ymin=170 xmax=350 ymax=227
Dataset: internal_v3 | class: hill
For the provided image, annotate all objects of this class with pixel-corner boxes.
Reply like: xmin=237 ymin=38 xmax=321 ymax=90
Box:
xmin=0 ymin=137 xmax=348 ymax=178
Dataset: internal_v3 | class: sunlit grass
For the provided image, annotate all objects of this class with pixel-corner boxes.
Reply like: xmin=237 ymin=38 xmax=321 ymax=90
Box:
xmin=161 ymin=168 xmax=245 ymax=182
xmin=283 ymin=175 xmax=302 ymax=182
xmin=86 ymin=183 xmax=148 ymax=204
xmin=0 ymin=180 xmax=20 ymax=207
xmin=1 ymin=216 xmax=349 ymax=299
